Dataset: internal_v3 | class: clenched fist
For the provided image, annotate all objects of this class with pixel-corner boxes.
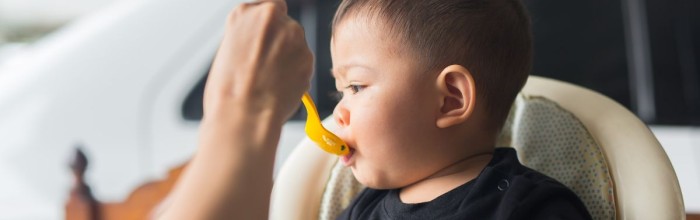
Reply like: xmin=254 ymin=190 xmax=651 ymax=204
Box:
xmin=204 ymin=0 xmax=313 ymax=125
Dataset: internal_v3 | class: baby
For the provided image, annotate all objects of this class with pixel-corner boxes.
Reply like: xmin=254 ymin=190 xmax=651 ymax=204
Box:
xmin=329 ymin=0 xmax=592 ymax=219
xmin=159 ymin=0 xmax=592 ymax=219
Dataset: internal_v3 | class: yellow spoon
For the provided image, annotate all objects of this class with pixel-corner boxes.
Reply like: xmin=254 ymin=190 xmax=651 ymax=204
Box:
xmin=301 ymin=92 xmax=350 ymax=156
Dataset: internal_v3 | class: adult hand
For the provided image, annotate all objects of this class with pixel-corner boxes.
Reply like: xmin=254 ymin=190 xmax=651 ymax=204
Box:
xmin=205 ymin=0 xmax=313 ymax=125
xmin=157 ymin=2 xmax=313 ymax=219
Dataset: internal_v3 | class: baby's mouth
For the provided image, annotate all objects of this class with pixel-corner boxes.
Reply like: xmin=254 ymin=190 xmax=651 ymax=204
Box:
xmin=341 ymin=146 xmax=356 ymax=166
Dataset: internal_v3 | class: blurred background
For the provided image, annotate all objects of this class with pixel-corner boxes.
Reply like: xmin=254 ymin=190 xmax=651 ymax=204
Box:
xmin=0 ymin=0 xmax=698 ymax=219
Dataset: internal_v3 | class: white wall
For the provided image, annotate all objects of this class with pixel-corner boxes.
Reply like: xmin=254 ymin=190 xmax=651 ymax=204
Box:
xmin=0 ymin=0 xmax=126 ymax=26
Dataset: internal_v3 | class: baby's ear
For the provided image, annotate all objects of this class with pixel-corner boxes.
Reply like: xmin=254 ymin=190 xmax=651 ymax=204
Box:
xmin=435 ymin=65 xmax=476 ymax=128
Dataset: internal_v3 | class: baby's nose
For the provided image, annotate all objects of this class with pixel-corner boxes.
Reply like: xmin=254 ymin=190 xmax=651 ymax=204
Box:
xmin=333 ymin=104 xmax=350 ymax=128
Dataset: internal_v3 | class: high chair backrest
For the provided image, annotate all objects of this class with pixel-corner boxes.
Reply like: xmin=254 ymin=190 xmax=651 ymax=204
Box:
xmin=270 ymin=76 xmax=685 ymax=220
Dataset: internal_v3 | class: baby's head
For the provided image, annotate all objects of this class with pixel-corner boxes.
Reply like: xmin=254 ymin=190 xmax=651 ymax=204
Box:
xmin=330 ymin=0 xmax=532 ymax=189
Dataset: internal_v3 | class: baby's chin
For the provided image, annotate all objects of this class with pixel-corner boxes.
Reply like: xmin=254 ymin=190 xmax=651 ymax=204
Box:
xmin=351 ymin=168 xmax=408 ymax=190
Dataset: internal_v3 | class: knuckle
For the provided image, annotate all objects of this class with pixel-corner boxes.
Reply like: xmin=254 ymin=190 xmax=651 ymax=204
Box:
xmin=289 ymin=22 xmax=303 ymax=34
xmin=259 ymin=2 xmax=277 ymax=11
xmin=227 ymin=4 xmax=248 ymax=21
xmin=253 ymin=2 xmax=277 ymax=18
xmin=235 ymin=3 xmax=251 ymax=13
xmin=281 ymin=22 xmax=302 ymax=41
xmin=254 ymin=4 xmax=278 ymax=27
xmin=225 ymin=12 xmax=236 ymax=24
xmin=240 ymin=2 xmax=254 ymax=9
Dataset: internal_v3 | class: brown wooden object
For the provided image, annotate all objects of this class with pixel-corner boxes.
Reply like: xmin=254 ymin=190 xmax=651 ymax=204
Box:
xmin=65 ymin=148 xmax=186 ymax=220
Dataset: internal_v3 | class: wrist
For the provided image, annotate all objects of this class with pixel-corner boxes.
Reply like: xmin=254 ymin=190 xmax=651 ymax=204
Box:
xmin=200 ymin=99 xmax=284 ymax=155
xmin=205 ymin=93 xmax=287 ymax=126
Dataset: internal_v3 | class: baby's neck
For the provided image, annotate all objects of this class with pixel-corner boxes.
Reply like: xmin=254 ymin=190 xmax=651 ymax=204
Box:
xmin=398 ymin=151 xmax=493 ymax=204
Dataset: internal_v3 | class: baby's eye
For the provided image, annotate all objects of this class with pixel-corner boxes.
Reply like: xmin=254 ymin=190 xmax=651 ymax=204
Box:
xmin=346 ymin=85 xmax=365 ymax=94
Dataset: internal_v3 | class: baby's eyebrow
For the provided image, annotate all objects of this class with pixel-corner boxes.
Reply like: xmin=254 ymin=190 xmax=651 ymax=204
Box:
xmin=329 ymin=68 xmax=351 ymax=79
xmin=332 ymin=63 xmax=376 ymax=76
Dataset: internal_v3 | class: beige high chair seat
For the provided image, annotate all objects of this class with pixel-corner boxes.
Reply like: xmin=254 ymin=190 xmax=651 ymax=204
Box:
xmin=270 ymin=76 xmax=685 ymax=220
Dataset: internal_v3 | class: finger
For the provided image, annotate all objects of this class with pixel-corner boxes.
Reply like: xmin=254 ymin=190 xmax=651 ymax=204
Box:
xmin=254 ymin=0 xmax=288 ymax=15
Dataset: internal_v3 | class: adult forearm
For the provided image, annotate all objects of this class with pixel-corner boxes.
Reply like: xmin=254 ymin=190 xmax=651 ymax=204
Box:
xmin=160 ymin=110 xmax=283 ymax=220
